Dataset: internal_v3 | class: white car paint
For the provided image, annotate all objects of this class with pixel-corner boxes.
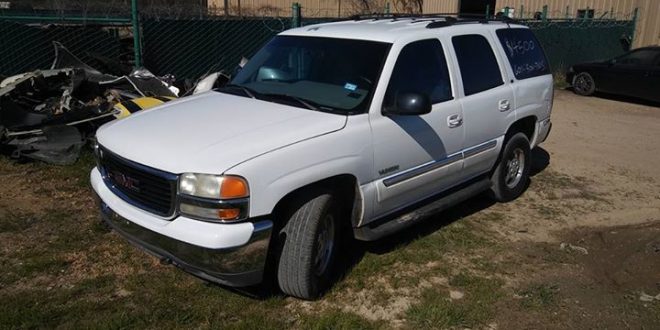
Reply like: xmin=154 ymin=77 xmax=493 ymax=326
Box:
xmin=91 ymin=168 xmax=256 ymax=248
xmin=96 ymin=91 xmax=346 ymax=174
xmin=94 ymin=18 xmax=553 ymax=245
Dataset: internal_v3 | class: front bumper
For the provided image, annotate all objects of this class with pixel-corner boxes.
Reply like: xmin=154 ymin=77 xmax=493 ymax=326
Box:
xmin=91 ymin=168 xmax=273 ymax=287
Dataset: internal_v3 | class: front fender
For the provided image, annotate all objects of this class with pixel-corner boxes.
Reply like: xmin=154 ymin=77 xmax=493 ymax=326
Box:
xmin=225 ymin=115 xmax=374 ymax=222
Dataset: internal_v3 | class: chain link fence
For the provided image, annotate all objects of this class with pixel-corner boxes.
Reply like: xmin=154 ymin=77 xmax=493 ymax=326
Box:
xmin=0 ymin=17 xmax=129 ymax=77
xmin=142 ymin=17 xmax=292 ymax=80
xmin=0 ymin=4 xmax=637 ymax=81
xmin=525 ymin=19 xmax=635 ymax=73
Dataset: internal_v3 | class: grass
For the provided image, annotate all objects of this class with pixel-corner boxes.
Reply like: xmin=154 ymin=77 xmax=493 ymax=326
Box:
xmin=553 ymin=72 xmax=570 ymax=89
xmin=0 ymin=153 xmax=551 ymax=329
xmin=518 ymin=284 xmax=560 ymax=309
xmin=406 ymin=274 xmax=504 ymax=329
xmin=298 ymin=309 xmax=385 ymax=330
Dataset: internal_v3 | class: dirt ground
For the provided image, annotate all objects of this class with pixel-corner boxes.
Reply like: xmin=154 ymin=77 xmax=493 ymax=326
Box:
xmin=0 ymin=89 xmax=659 ymax=329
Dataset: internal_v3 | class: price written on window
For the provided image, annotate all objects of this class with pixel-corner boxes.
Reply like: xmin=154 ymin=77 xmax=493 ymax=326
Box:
xmin=496 ymin=29 xmax=550 ymax=80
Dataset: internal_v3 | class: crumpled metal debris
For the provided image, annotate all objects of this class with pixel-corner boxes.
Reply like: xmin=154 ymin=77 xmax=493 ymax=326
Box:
xmin=8 ymin=125 xmax=84 ymax=165
xmin=0 ymin=42 xmax=180 ymax=165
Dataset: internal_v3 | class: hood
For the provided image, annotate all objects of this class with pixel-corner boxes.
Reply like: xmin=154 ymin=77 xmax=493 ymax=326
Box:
xmin=97 ymin=92 xmax=347 ymax=174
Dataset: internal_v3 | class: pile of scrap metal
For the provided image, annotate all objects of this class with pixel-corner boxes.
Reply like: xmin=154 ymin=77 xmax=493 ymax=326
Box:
xmin=0 ymin=42 xmax=228 ymax=165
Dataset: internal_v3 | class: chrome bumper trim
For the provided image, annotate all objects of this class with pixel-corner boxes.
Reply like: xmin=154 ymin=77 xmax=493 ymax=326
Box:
xmin=95 ymin=193 xmax=273 ymax=287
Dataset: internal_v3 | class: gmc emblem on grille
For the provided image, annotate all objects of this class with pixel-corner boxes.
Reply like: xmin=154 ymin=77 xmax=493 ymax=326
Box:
xmin=109 ymin=170 xmax=141 ymax=193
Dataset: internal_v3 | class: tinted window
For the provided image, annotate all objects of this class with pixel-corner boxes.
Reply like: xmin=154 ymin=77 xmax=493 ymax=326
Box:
xmin=383 ymin=39 xmax=452 ymax=109
xmin=496 ymin=28 xmax=550 ymax=79
xmin=616 ymin=49 xmax=660 ymax=66
xmin=452 ymin=35 xmax=503 ymax=96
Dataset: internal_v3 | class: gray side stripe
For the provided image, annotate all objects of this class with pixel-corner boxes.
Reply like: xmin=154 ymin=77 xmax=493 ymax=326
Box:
xmin=383 ymin=153 xmax=462 ymax=187
xmin=463 ymin=140 xmax=497 ymax=158
xmin=382 ymin=139 xmax=498 ymax=187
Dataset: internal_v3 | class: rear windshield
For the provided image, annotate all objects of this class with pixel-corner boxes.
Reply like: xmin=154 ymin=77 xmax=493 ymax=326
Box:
xmin=496 ymin=28 xmax=550 ymax=80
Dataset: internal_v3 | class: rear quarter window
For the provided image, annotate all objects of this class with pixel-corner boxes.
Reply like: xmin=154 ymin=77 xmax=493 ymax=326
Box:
xmin=496 ymin=28 xmax=550 ymax=80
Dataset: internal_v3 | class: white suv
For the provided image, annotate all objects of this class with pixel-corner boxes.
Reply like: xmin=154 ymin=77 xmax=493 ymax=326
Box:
xmin=91 ymin=16 xmax=553 ymax=299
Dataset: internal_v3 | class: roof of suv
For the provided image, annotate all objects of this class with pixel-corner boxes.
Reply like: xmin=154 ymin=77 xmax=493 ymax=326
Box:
xmin=281 ymin=18 xmax=528 ymax=43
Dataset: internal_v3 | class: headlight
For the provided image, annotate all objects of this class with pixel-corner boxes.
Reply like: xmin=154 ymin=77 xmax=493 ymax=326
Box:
xmin=178 ymin=174 xmax=249 ymax=222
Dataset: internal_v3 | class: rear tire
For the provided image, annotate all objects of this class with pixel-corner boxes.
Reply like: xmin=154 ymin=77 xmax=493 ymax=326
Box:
xmin=489 ymin=133 xmax=531 ymax=202
xmin=277 ymin=190 xmax=340 ymax=300
xmin=572 ymin=72 xmax=596 ymax=96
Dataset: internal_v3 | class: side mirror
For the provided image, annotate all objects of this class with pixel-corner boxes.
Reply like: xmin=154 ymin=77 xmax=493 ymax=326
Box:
xmin=384 ymin=92 xmax=432 ymax=116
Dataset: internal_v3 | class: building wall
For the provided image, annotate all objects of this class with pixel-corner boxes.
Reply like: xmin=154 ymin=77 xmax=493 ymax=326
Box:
xmin=207 ymin=0 xmax=658 ymax=48
xmin=495 ymin=0 xmax=660 ymax=47
xmin=207 ymin=0 xmax=458 ymax=18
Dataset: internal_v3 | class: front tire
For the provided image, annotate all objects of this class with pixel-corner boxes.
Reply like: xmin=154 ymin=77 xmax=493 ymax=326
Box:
xmin=572 ymin=72 xmax=596 ymax=96
xmin=277 ymin=191 xmax=340 ymax=300
xmin=490 ymin=133 xmax=531 ymax=202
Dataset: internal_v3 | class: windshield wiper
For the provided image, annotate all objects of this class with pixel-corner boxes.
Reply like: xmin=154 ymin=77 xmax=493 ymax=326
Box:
xmin=262 ymin=93 xmax=325 ymax=112
xmin=219 ymin=84 xmax=260 ymax=99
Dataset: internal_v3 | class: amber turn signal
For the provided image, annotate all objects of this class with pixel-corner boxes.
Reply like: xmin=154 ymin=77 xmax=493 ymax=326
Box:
xmin=217 ymin=208 xmax=241 ymax=220
xmin=220 ymin=176 xmax=249 ymax=199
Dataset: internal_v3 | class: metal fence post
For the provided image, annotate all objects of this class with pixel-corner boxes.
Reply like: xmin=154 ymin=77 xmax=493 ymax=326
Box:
xmin=631 ymin=7 xmax=639 ymax=46
xmin=131 ymin=0 xmax=142 ymax=68
xmin=565 ymin=5 xmax=569 ymax=19
xmin=385 ymin=2 xmax=390 ymax=15
xmin=520 ymin=5 xmax=524 ymax=19
xmin=292 ymin=3 xmax=301 ymax=27
xmin=542 ymin=5 xmax=548 ymax=21
xmin=485 ymin=4 xmax=490 ymax=19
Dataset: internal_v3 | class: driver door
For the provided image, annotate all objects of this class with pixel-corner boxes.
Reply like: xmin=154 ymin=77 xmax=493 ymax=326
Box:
xmin=369 ymin=38 xmax=465 ymax=219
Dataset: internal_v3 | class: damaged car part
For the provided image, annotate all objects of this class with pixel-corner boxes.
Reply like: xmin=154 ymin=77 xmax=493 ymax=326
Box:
xmin=7 ymin=125 xmax=85 ymax=165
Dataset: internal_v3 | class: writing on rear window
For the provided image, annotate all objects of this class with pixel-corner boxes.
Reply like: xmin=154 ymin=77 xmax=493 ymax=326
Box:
xmin=496 ymin=28 xmax=550 ymax=80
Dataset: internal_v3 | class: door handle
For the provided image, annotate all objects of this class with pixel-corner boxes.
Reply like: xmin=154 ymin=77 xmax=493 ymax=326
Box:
xmin=447 ymin=114 xmax=463 ymax=128
xmin=498 ymin=99 xmax=511 ymax=112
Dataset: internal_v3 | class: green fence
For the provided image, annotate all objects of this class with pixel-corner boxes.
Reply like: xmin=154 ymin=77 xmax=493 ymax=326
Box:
xmin=525 ymin=19 xmax=635 ymax=73
xmin=0 ymin=17 xmax=127 ymax=76
xmin=142 ymin=18 xmax=292 ymax=80
xmin=0 ymin=12 xmax=637 ymax=81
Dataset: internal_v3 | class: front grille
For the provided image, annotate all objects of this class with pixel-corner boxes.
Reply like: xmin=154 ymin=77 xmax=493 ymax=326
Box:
xmin=98 ymin=146 xmax=177 ymax=217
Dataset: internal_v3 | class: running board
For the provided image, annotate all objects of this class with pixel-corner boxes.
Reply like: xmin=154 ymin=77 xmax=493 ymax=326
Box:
xmin=353 ymin=177 xmax=492 ymax=241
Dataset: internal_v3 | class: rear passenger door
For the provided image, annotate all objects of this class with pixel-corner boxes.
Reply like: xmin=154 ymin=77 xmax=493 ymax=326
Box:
xmin=449 ymin=32 xmax=515 ymax=179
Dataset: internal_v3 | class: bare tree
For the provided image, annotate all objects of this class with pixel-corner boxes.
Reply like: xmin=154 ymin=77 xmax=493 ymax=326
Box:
xmin=347 ymin=0 xmax=386 ymax=15
xmin=393 ymin=0 xmax=423 ymax=14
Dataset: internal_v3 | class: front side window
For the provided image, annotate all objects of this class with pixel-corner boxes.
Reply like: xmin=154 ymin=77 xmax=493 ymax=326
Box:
xmin=452 ymin=34 xmax=504 ymax=96
xmin=496 ymin=28 xmax=550 ymax=80
xmin=229 ymin=36 xmax=391 ymax=114
xmin=383 ymin=39 xmax=453 ymax=110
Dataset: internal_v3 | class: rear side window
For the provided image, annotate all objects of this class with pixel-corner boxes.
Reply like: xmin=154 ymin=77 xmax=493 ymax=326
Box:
xmin=616 ymin=49 xmax=660 ymax=66
xmin=496 ymin=28 xmax=550 ymax=79
xmin=384 ymin=39 xmax=452 ymax=109
xmin=452 ymin=35 xmax=503 ymax=96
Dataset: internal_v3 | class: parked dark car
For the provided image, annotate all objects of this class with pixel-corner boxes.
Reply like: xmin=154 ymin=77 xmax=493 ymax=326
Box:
xmin=567 ymin=47 xmax=660 ymax=103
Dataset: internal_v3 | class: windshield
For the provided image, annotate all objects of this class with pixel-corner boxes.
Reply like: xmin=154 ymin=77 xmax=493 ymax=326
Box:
xmin=226 ymin=36 xmax=391 ymax=114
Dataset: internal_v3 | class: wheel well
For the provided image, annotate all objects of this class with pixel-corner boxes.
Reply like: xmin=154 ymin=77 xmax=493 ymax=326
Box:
xmin=507 ymin=116 xmax=536 ymax=142
xmin=271 ymin=174 xmax=360 ymax=228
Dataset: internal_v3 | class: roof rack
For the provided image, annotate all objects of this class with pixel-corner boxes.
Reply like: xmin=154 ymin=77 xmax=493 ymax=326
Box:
xmin=426 ymin=16 xmax=516 ymax=28
xmin=347 ymin=12 xmax=461 ymax=21
xmin=345 ymin=12 xmax=517 ymax=28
